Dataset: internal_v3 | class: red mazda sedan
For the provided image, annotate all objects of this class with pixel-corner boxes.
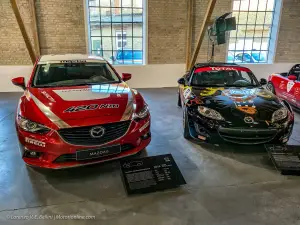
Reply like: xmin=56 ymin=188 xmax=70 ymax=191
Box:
xmin=11 ymin=54 xmax=151 ymax=169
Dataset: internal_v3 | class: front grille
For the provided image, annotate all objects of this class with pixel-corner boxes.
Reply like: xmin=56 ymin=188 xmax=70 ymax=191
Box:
xmin=54 ymin=144 xmax=135 ymax=163
xmin=218 ymin=127 xmax=278 ymax=145
xmin=58 ymin=121 xmax=131 ymax=146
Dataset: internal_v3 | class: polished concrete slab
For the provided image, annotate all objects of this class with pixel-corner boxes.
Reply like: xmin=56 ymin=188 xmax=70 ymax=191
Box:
xmin=0 ymin=89 xmax=300 ymax=225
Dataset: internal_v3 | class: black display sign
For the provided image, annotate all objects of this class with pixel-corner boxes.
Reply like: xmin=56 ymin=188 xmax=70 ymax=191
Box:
xmin=120 ymin=154 xmax=186 ymax=195
xmin=265 ymin=144 xmax=300 ymax=174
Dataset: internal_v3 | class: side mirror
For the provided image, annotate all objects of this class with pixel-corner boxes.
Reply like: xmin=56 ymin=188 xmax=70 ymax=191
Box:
xmin=122 ymin=73 xmax=132 ymax=82
xmin=178 ymin=78 xmax=185 ymax=85
xmin=288 ymin=75 xmax=297 ymax=81
xmin=12 ymin=77 xmax=26 ymax=90
xmin=260 ymin=78 xmax=267 ymax=85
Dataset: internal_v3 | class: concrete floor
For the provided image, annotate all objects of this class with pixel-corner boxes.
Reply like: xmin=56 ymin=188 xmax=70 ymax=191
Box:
xmin=0 ymin=88 xmax=300 ymax=225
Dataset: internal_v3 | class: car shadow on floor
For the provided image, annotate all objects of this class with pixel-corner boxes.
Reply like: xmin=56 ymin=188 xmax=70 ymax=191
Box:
xmin=191 ymin=140 xmax=279 ymax=171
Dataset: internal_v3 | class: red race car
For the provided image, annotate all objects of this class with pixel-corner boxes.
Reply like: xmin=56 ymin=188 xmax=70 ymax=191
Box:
xmin=11 ymin=54 xmax=151 ymax=169
xmin=267 ymin=64 xmax=300 ymax=108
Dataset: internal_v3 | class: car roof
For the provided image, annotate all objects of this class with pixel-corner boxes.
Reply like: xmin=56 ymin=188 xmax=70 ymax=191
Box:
xmin=39 ymin=54 xmax=106 ymax=64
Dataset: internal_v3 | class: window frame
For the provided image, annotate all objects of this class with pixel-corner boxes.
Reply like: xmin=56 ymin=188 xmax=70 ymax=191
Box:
xmin=85 ymin=0 xmax=146 ymax=66
xmin=227 ymin=0 xmax=281 ymax=64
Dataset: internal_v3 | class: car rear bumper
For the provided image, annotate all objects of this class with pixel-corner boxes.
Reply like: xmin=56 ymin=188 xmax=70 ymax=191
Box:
xmin=16 ymin=118 xmax=151 ymax=169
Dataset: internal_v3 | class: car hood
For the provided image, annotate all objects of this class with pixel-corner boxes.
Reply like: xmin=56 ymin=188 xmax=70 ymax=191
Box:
xmin=26 ymin=83 xmax=135 ymax=127
xmin=188 ymin=86 xmax=283 ymax=125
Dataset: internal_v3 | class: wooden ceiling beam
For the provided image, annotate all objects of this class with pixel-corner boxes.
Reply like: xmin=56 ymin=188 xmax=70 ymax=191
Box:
xmin=185 ymin=0 xmax=194 ymax=71
xmin=188 ymin=0 xmax=217 ymax=70
xmin=28 ymin=0 xmax=40 ymax=57
xmin=10 ymin=0 xmax=36 ymax=64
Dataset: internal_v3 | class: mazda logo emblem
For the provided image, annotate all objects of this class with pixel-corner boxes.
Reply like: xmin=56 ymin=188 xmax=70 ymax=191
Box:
xmin=90 ymin=126 xmax=105 ymax=138
xmin=244 ymin=116 xmax=254 ymax=124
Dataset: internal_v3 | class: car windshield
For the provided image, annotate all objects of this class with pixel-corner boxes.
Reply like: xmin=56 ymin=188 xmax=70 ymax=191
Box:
xmin=32 ymin=62 xmax=120 ymax=87
xmin=191 ymin=69 xmax=260 ymax=87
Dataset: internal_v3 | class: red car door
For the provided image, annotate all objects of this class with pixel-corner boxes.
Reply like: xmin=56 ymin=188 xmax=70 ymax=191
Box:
xmin=271 ymin=74 xmax=288 ymax=100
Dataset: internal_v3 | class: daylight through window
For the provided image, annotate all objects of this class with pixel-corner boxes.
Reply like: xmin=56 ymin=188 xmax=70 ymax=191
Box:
xmin=227 ymin=0 xmax=277 ymax=63
xmin=88 ymin=0 xmax=144 ymax=65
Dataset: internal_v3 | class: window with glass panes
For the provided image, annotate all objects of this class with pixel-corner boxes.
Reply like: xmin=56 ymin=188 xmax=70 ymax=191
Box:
xmin=227 ymin=0 xmax=276 ymax=63
xmin=88 ymin=0 xmax=144 ymax=65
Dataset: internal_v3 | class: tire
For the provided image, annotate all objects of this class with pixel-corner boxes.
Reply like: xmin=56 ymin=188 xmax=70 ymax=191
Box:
xmin=177 ymin=92 xmax=182 ymax=107
xmin=183 ymin=108 xmax=191 ymax=139
xmin=266 ymin=82 xmax=276 ymax=94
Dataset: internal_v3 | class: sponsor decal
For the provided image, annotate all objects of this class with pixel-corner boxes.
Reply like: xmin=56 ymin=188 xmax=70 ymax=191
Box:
xmin=25 ymin=137 xmax=45 ymax=147
xmin=41 ymin=91 xmax=55 ymax=102
xmin=60 ymin=60 xmax=86 ymax=63
xmin=64 ymin=104 xmax=119 ymax=113
xmin=287 ymin=81 xmax=295 ymax=93
xmin=183 ymin=87 xmax=192 ymax=99
xmin=244 ymin=116 xmax=254 ymax=124
xmin=139 ymin=121 xmax=150 ymax=132
xmin=211 ymin=67 xmax=236 ymax=71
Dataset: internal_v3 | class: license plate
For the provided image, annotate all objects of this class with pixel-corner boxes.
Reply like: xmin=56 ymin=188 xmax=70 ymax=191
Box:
xmin=76 ymin=145 xmax=121 ymax=161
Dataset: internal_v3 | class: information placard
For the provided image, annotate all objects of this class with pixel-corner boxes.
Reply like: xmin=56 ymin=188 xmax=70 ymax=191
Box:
xmin=265 ymin=144 xmax=300 ymax=173
xmin=120 ymin=154 xmax=186 ymax=195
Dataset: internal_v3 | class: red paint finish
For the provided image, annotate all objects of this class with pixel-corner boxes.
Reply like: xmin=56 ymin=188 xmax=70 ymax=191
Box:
xmin=12 ymin=57 xmax=151 ymax=169
xmin=268 ymin=73 xmax=300 ymax=108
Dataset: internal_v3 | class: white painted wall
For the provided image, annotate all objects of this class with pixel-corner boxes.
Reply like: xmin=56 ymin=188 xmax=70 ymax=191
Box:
xmin=0 ymin=63 xmax=295 ymax=92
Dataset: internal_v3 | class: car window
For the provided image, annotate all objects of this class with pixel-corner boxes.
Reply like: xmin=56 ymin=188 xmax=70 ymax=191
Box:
xmin=191 ymin=69 xmax=259 ymax=87
xmin=243 ymin=54 xmax=252 ymax=63
xmin=117 ymin=51 xmax=142 ymax=60
xmin=33 ymin=63 xmax=120 ymax=87
xmin=235 ymin=54 xmax=243 ymax=61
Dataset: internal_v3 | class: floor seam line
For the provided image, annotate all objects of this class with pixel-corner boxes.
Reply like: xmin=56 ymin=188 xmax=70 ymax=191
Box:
xmin=0 ymin=199 xmax=89 ymax=213
xmin=0 ymin=112 xmax=14 ymax=123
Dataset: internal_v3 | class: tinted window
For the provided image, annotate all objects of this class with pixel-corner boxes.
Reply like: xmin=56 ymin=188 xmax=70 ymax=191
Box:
xmin=33 ymin=63 xmax=120 ymax=87
xmin=191 ymin=70 xmax=259 ymax=87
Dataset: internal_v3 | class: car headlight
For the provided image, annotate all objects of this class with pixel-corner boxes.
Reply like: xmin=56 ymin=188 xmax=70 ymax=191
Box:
xmin=198 ymin=106 xmax=224 ymax=121
xmin=17 ymin=115 xmax=50 ymax=134
xmin=133 ymin=104 xmax=149 ymax=120
xmin=272 ymin=107 xmax=288 ymax=123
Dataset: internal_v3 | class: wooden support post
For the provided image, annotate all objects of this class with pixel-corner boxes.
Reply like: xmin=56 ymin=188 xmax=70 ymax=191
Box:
xmin=28 ymin=0 xmax=40 ymax=57
xmin=188 ymin=0 xmax=217 ymax=70
xmin=10 ymin=0 xmax=36 ymax=64
xmin=185 ymin=0 xmax=194 ymax=71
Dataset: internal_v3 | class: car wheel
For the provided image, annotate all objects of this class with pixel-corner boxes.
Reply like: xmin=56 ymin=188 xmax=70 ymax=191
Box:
xmin=266 ymin=82 xmax=276 ymax=94
xmin=177 ymin=92 xmax=182 ymax=107
xmin=183 ymin=108 xmax=191 ymax=139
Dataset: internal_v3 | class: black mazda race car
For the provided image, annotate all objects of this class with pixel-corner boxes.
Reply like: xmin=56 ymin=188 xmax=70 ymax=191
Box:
xmin=177 ymin=63 xmax=294 ymax=145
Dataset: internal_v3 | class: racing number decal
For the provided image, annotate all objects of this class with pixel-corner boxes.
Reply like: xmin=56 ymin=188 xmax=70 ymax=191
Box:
xmin=287 ymin=81 xmax=295 ymax=93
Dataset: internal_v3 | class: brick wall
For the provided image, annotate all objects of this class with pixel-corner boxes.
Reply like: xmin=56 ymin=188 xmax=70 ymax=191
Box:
xmin=0 ymin=0 xmax=86 ymax=65
xmin=0 ymin=0 xmax=33 ymax=64
xmin=0 ymin=0 xmax=299 ymax=65
xmin=275 ymin=0 xmax=300 ymax=63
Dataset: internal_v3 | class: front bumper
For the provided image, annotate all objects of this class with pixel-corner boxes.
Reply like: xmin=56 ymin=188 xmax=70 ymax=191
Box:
xmin=188 ymin=113 xmax=294 ymax=145
xmin=16 ymin=118 xmax=151 ymax=169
